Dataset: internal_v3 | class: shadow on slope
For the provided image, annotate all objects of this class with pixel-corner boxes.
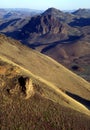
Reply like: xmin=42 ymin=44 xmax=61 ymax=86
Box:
xmin=41 ymin=35 xmax=82 ymax=53
xmin=66 ymin=91 xmax=90 ymax=110
xmin=0 ymin=18 xmax=21 ymax=30
xmin=2 ymin=32 xmax=82 ymax=51
xmin=69 ymin=18 xmax=90 ymax=27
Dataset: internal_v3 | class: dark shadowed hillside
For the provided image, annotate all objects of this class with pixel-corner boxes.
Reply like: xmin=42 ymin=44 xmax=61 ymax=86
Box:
xmin=69 ymin=17 xmax=90 ymax=27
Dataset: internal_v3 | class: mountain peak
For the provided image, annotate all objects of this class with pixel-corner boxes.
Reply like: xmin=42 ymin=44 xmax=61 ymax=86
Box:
xmin=42 ymin=7 xmax=63 ymax=16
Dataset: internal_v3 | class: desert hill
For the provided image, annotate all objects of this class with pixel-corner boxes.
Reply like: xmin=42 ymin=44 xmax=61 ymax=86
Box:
xmin=0 ymin=8 xmax=42 ymax=19
xmin=41 ymin=37 xmax=90 ymax=81
xmin=0 ymin=18 xmax=30 ymax=34
xmin=72 ymin=8 xmax=90 ymax=18
xmin=0 ymin=34 xmax=90 ymax=129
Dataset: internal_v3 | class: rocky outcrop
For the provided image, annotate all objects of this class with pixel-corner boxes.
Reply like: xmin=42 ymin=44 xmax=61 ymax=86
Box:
xmin=25 ymin=78 xmax=34 ymax=99
xmin=0 ymin=59 xmax=34 ymax=99
xmin=20 ymin=14 xmax=68 ymax=40
xmin=4 ymin=76 xmax=34 ymax=99
xmin=18 ymin=76 xmax=34 ymax=99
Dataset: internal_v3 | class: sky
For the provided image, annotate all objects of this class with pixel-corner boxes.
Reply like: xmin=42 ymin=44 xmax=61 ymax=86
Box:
xmin=0 ymin=0 xmax=90 ymax=10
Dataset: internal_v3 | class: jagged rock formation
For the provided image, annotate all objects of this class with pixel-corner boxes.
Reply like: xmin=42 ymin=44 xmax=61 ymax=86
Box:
xmin=8 ymin=76 xmax=34 ymax=98
xmin=25 ymin=78 xmax=34 ymax=99
xmin=18 ymin=76 xmax=34 ymax=99
xmin=42 ymin=7 xmax=75 ymax=23
xmin=19 ymin=14 xmax=68 ymax=40
xmin=0 ymin=59 xmax=34 ymax=99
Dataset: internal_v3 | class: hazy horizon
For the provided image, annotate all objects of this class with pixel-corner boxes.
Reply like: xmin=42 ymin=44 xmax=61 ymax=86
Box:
xmin=0 ymin=0 xmax=90 ymax=10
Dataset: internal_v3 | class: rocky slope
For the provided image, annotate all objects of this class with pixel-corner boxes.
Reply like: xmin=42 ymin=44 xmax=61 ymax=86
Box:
xmin=0 ymin=34 xmax=90 ymax=129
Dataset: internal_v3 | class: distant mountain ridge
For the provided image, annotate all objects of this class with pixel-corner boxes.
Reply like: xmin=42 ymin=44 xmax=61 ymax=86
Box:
xmin=0 ymin=8 xmax=42 ymax=19
xmin=72 ymin=8 xmax=90 ymax=18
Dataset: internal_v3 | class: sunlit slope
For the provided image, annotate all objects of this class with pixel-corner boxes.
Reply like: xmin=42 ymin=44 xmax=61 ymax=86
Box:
xmin=0 ymin=34 xmax=90 ymax=101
